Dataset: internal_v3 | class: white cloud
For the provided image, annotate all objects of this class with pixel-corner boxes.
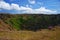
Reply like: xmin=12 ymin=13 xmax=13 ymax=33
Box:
xmin=20 ymin=6 xmax=33 ymax=11
xmin=0 ymin=1 xmax=20 ymax=10
xmin=28 ymin=0 xmax=36 ymax=4
xmin=20 ymin=7 xmax=57 ymax=14
xmin=11 ymin=3 xmax=20 ymax=10
xmin=0 ymin=1 xmax=11 ymax=10
xmin=0 ymin=1 xmax=57 ymax=14
xmin=34 ymin=7 xmax=57 ymax=14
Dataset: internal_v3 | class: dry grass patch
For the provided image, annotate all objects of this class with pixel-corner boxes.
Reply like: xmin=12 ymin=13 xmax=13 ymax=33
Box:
xmin=0 ymin=26 xmax=59 ymax=40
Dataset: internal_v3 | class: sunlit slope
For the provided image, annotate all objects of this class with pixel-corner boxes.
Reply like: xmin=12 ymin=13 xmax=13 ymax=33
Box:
xmin=0 ymin=26 xmax=59 ymax=40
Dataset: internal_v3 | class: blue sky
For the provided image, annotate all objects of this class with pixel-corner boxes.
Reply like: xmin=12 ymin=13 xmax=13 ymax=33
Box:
xmin=0 ymin=0 xmax=60 ymax=14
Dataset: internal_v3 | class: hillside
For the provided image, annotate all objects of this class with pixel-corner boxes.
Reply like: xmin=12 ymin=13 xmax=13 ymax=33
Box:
xmin=0 ymin=13 xmax=60 ymax=40
xmin=0 ymin=13 xmax=60 ymax=31
xmin=0 ymin=26 xmax=60 ymax=40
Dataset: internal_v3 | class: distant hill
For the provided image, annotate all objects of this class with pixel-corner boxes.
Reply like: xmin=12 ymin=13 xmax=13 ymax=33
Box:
xmin=0 ymin=13 xmax=60 ymax=31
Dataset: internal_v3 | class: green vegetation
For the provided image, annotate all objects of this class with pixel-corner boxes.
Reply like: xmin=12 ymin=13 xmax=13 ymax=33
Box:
xmin=0 ymin=13 xmax=60 ymax=31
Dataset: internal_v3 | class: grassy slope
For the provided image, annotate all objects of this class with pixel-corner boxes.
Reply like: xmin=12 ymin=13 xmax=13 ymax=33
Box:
xmin=0 ymin=14 xmax=60 ymax=31
xmin=0 ymin=14 xmax=60 ymax=40
xmin=0 ymin=26 xmax=59 ymax=40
